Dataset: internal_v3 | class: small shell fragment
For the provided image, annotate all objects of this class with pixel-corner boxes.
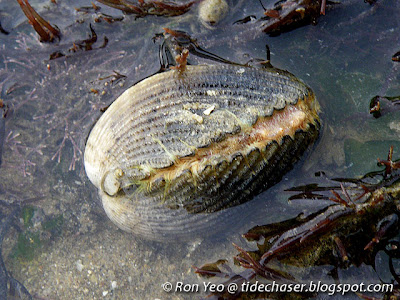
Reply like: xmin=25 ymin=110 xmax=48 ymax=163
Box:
xmin=84 ymin=64 xmax=320 ymax=240
xmin=203 ymin=104 xmax=215 ymax=115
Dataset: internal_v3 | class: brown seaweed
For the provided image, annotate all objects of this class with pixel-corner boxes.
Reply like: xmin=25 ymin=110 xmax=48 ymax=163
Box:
xmin=259 ymin=0 xmax=329 ymax=36
xmin=16 ymin=0 xmax=60 ymax=42
xmin=96 ymin=0 xmax=197 ymax=17
xmin=369 ymin=95 xmax=400 ymax=119
xmin=196 ymin=147 xmax=400 ymax=299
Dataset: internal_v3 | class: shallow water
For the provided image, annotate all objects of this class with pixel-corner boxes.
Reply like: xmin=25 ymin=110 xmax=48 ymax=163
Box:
xmin=0 ymin=0 xmax=399 ymax=299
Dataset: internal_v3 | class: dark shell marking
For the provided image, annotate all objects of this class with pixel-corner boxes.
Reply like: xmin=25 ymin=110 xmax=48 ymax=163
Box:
xmin=84 ymin=64 xmax=320 ymax=239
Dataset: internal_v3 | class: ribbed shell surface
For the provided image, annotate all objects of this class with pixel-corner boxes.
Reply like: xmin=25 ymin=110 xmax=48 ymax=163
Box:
xmin=84 ymin=64 xmax=319 ymax=240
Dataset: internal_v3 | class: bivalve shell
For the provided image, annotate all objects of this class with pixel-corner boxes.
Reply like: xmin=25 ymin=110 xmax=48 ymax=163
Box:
xmin=84 ymin=64 xmax=320 ymax=240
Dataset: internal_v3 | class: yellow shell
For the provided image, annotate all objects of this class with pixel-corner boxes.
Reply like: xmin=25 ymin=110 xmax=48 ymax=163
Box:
xmin=84 ymin=64 xmax=320 ymax=240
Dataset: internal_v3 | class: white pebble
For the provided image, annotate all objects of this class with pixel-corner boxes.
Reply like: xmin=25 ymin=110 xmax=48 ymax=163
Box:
xmin=203 ymin=104 xmax=216 ymax=115
xmin=198 ymin=0 xmax=229 ymax=28
xmin=111 ymin=281 xmax=117 ymax=290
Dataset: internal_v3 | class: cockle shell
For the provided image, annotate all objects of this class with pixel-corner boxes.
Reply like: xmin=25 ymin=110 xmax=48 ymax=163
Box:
xmin=84 ymin=64 xmax=320 ymax=240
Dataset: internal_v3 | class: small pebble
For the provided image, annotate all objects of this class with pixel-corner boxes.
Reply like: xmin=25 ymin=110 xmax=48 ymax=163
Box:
xmin=203 ymin=104 xmax=216 ymax=115
xmin=111 ymin=280 xmax=117 ymax=290
xmin=198 ymin=0 xmax=229 ymax=28
xmin=75 ymin=260 xmax=84 ymax=272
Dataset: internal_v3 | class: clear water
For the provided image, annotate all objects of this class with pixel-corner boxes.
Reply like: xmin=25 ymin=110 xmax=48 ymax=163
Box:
xmin=0 ymin=0 xmax=399 ymax=299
